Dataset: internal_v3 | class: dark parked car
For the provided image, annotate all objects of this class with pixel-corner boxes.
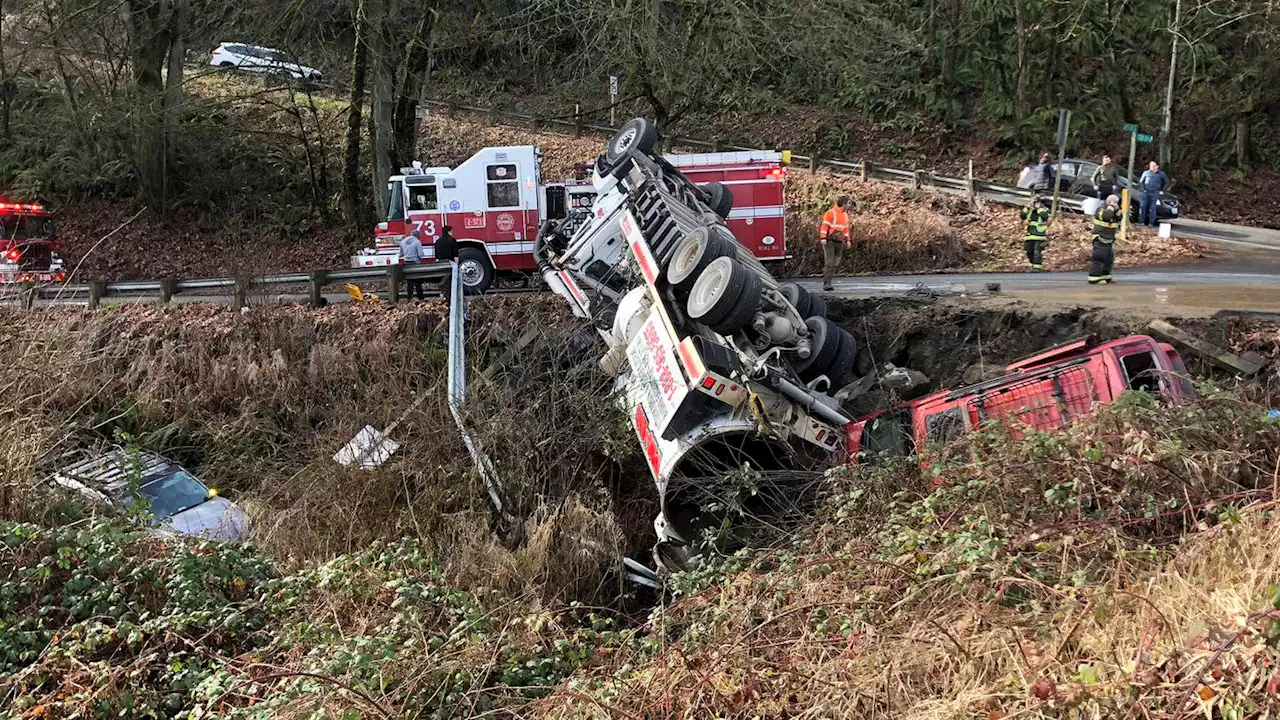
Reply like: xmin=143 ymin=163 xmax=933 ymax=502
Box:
xmin=1053 ymin=159 xmax=1181 ymax=221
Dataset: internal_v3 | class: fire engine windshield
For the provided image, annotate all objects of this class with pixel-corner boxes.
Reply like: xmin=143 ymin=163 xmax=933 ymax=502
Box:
xmin=0 ymin=215 xmax=54 ymax=240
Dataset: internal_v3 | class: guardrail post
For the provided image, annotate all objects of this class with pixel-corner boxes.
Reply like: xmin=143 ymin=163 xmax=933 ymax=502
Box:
xmin=809 ymin=153 xmax=818 ymax=174
xmin=489 ymin=106 xmax=500 ymax=126
xmin=88 ymin=280 xmax=106 ymax=310
xmin=859 ymin=160 xmax=869 ymax=182
xmin=448 ymin=99 xmax=459 ymax=117
xmin=912 ymin=170 xmax=924 ymax=191
xmin=388 ymin=264 xmax=403 ymax=303
xmin=711 ymin=138 xmax=721 ymax=153
xmin=309 ymin=270 xmax=327 ymax=308
xmin=20 ymin=282 xmax=37 ymax=311
xmin=574 ymin=104 xmax=583 ymax=138
xmin=234 ymin=278 xmax=249 ymax=309
xmin=160 ymin=278 xmax=176 ymax=303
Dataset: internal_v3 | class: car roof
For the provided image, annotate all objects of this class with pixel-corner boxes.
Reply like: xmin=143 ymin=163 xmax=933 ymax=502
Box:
xmin=53 ymin=449 xmax=183 ymax=493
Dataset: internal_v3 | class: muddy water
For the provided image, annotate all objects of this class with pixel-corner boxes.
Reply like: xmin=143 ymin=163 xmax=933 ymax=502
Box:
xmin=1007 ymin=283 xmax=1280 ymax=317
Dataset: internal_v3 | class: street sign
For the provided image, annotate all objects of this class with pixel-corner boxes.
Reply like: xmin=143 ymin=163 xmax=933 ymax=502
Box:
xmin=1136 ymin=133 xmax=1154 ymax=144
xmin=414 ymin=105 xmax=429 ymax=119
xmin=1123 ymin=122 xmax=1139 ymax=134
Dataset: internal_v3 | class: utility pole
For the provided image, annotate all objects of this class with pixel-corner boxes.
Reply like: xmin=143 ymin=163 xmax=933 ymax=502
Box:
xmin=1159 ymin=0 xmax=1182 ymax=167
xmin=1050 ymin=109 xmax=1071 ymax=220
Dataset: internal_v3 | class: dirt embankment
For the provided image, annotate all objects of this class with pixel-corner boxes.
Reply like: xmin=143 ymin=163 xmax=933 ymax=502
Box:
xmin=52 ymin=114 xmax=1208 ymax=282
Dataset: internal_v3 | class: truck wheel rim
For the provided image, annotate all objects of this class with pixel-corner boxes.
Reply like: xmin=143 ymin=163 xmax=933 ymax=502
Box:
xmin=460 ymin=259 xmax=484 ymax=286
xmin=690 ymin=261 xmax=730 ymax=315
xmin=614 ymin=127 xmax=637 ymax=154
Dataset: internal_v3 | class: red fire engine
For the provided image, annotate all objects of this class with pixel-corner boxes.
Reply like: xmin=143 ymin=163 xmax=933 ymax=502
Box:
xmin=0 ymin=200 xmax=65 ymax=284
xmin=844 ymin=334 xmax=1195 ymax=465
xmin=353 ymin=145 xmax=790 ymax=293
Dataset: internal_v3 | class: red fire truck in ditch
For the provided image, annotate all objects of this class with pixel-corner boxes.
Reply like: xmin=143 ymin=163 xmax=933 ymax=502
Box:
xmin=0 ymin=200 xmax=65 ymax=284
xmin=352 ymin=145 xmax=790 ymax=294
xmin=845 ymin=334 xmax=1196 ymax=466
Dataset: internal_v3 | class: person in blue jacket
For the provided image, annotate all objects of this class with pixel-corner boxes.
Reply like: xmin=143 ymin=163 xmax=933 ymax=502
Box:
xmin=1138 ymin=160 xmax=1170 ymax=228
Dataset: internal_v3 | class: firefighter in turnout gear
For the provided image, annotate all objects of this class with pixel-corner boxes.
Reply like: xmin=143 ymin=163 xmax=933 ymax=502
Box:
xmin=1088 ymin=194 xmax=1122 ymax=284
xmin=1021 ymin=194 xmax=1051 ymax=272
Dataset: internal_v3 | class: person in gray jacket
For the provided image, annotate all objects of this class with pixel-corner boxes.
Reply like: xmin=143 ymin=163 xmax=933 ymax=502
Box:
xmin=1026 ymin=153 xmax=1056 ymax=193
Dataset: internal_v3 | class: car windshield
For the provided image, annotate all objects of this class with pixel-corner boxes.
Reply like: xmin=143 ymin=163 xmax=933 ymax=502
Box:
xmin=0 ymin=215 xmax=55 ymax=240
xmin=130 ymin=470 xmax=210 ymax=519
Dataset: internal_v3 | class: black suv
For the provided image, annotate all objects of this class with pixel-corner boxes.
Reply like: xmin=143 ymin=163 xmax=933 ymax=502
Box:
xmin=1053 ymin=159 xmax=1181 ymax=220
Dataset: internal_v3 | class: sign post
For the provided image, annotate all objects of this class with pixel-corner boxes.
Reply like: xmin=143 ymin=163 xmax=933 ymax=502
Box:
xmin=1119 ymin=123 xmax=1154 ymax=243
xmin=1050 ymin=108 xmax=1071 ymax=220
xmin=609 ymin=75 xmax=619 ymax=127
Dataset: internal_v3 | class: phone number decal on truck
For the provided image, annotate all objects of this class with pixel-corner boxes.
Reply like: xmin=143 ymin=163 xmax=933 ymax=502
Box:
xmin=625 ymin=307 xmax=690 ymax=437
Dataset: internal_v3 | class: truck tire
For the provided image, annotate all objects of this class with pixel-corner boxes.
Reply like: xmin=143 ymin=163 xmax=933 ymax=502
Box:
xmin=701 ymin=182 xmax=734 ymax=220
xmin=687 ymin=256 xmax=760 ymax=331
xmin=606 ymin=118 xmax=658 ymax=165
xmin=808 ymin=292 xmax=827 ymax=319
xmin=826 ymin=329 xmax=857 ymax=384
xmin=794 ymin=316 xmax=846 ymax=381
xmin=710 ymin=269 xmax=763 ymax=335
xmin=667 ymin=226 xmax=730 ymax=291
xmin=456 ymin=247 xmax=494 ymax=295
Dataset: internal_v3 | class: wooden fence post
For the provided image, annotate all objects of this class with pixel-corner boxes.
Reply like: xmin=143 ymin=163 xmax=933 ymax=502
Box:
xmin=489 ymin=106 xmax=500 ymax=126
xmin=233 ymin=278 xmax=249 ymax=309
xmin=309 ymin=270 xmax=327 ymax=308
xmin=809 ymin=153 xmax=819 ymax=174
xmin=912 ymin=170 xmax=924 ymax=190
xmin=448 ymin=100 xmax=459 ymax=117
xmin=711 ymin=138 xmax=721 ymax=153
xmin=388 ymin=264 xmax=403 ymax=303
xmin=159 ymin=278 xmax=176 ymax=303
xmin=20 ymin=283 xmax=37 ymax=310
xmin=574 ymin=104 xmax=583 ymax=137
xmin=967 ymin=159 xmax=977 ymax=207
xmin=859 ymin=160 xmax=869 ymax=182
xmin=88 ymin=280 xmax=106 ymax=310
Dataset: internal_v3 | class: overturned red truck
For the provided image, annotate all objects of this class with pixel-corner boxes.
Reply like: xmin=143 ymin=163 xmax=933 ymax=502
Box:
xmin=531 ymin=118 xmax=1193 ymax=578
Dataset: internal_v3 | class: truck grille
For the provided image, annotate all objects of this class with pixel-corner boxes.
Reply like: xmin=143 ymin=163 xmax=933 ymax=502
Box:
xmin=16 ymin=244 xmax=52 ymax=270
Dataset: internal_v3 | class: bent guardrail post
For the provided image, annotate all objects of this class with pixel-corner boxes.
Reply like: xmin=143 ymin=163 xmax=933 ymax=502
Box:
xmin=444 ymin=260 xmax=512 ymax=528
xmin=88 ymin=281 xmax=106 ymax=310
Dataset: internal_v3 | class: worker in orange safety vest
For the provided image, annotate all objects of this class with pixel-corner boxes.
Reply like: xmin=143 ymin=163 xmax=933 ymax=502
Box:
xmin=819 ymin=196 xmax=852 ymax=291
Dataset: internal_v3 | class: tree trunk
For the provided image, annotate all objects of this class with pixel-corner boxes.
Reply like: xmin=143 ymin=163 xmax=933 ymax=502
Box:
xmin=0 ymin=2 xmax=10 ymax=141
xmin=343 ymin=0 xmax=369 ymax=233
xmin=390 ymin=1 xmax=438 ymax=167
xmin=124 ymin=0 xmax=174 ymax=213
xmin=367 ymin=0 xmax=398 ymax=215
xmin=1014 ymin=0 xmax=1027 ymax=121
xmin=163 ymin=0 xmax=187 ymax=194
xmin=1158 ymin=0 xmax=1181 ymax=167
xmin=1234 ymin=113 xmax=1252 ymax=170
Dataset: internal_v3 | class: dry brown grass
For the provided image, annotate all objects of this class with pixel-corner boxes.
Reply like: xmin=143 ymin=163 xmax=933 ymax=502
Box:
xmin=535 ymin=393 xmax=1280 ymax=719
xmin=0 ymin=297 xmax=637 ymax=602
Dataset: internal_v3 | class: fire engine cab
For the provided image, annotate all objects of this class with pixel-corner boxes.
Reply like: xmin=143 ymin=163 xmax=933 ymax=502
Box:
xmin=0 ymin=200 xmax=65 ymax=284
xmin=353 ymin=145 xmax=790 ymax=294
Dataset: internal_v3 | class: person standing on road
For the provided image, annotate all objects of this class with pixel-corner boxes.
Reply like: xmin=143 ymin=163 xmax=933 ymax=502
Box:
xmin=399 ymin=228 xmax=427 ymax=300
xmin=1088 ymin=194 xmax=1122 ymax=285
xmin=435 ymin=225 xmax=458 ymax=293
xmin=1090 ymin=155 xmax=1118 ymax=200
xmin=1027 ymin=153 xmax=1056 ymax=194
xmin=1138 ymin=160 xmax=1169 ymax=227
xmin=1020 ymin=194 xmax=1051 ymax=272
xmin=819 ymin=196 xmax=852 ymax=291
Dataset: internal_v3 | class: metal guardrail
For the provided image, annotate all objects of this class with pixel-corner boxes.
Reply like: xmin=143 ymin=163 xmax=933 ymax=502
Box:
xmin=21 ymin=263 xmax=453 ymax=308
